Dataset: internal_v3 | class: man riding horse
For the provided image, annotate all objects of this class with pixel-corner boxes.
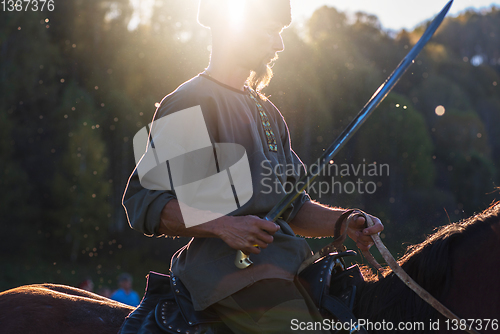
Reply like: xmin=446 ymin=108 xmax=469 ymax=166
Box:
xmin=123 ymin=0 xmax=383 ymax=332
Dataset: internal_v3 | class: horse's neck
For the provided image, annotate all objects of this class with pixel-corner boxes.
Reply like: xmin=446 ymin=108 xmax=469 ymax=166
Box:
xmin=353 ymin=236 xmax=453 ymax=324
xmin=441 ymin=220 xmax=500 ymax=320
xmin=354 ymin=268 xmax=441 ymax=326
xmin=353 ymin=219 xmax=500 ymax=328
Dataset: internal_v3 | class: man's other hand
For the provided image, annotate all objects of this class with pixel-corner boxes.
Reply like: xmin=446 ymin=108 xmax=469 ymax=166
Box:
xmin=347 ymin=214 xmax=384 ymax=251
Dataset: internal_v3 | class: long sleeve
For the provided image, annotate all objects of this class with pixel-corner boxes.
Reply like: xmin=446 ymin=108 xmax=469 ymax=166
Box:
xmin=122 ymin=169 xmax=176 ymax=236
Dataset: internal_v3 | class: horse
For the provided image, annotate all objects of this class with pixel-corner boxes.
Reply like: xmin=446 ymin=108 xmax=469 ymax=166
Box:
xmin=1 ymin=203 xmax=499 ymax=334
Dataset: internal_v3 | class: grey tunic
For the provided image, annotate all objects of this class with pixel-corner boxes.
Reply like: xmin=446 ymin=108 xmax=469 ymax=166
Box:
xmin=123 ymin=74 xmax=312 ymax=310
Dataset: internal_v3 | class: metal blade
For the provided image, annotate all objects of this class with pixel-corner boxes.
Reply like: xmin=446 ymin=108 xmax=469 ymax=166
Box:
xmin=236 ymin=0 xmax=453 ymax=268
xmin=266 ymin=0 xmax=453 ymax=223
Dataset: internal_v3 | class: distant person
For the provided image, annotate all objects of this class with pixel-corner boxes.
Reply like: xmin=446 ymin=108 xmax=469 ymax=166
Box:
xmin=77 ymin=278 xmax=94 ymax=292
xmin=97 ymin=286 xmax=112 ymax=298
xmin=110 ymin=273 xmax=140 ymax=307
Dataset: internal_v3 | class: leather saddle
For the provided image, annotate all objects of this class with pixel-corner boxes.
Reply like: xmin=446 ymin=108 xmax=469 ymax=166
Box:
xmin=118 ymin=270 xmax=231 ymax=334
xmin=118 ymin=254 xmax=365 ymax=334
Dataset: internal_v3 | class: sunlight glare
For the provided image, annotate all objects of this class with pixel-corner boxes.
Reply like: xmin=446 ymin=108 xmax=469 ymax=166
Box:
xmin=228 ymin=0 xmax=247 ymax=28
xmin=128 ymin=0 xmax=155 ymax=31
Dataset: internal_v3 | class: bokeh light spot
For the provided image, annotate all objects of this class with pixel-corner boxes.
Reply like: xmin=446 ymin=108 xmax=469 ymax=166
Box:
xmin=435 ymin=105 xmax=445 ymax=116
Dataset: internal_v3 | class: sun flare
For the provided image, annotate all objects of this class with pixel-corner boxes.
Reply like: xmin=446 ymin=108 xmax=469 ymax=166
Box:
xmin=228 ymin=0 xmax=247 ymax=27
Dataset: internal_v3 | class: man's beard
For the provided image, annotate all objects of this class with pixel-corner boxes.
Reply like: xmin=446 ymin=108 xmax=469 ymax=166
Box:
xmin=247 ymin=54 xmax=278 ymax=93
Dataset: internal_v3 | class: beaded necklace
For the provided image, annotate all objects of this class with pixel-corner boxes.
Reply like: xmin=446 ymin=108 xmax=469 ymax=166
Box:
xmin=202 ymin=71 xmax=278 ymax=153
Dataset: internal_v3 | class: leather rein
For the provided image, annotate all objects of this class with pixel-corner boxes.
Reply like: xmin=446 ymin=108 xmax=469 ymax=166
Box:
xmin=305 ymin=209 xmax=481 ymax=334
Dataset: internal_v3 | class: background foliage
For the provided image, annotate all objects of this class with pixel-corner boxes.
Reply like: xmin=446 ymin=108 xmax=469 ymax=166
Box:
xmin=1 ymin=0 xmax=499 ymax=293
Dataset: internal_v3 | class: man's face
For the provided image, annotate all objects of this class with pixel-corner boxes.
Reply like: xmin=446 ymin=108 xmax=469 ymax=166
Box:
xmin=233 ymin=20 xmax=285 ymax=72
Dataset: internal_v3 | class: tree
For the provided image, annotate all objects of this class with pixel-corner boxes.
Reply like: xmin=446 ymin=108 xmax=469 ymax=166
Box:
xmin=49 ymin=83 xmax=111 ymax=261
xmin=433 ymin=109 xmax=496 ymax=215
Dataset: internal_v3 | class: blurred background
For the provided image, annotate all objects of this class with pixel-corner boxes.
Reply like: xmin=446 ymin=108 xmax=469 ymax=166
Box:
xmin=1 ymin=0 xmax=499 ymax=294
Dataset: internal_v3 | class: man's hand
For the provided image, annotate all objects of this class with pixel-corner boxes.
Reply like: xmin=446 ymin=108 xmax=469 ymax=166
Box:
xmin=347 ymin=214 xmax=384 ymax=251
xmin=158 ymin=200 xmax=279 ymax=255
xmin=216 ymin=216 xmax=280 ymax=255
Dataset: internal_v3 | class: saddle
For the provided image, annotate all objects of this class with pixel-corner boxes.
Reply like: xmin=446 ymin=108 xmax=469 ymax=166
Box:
xmin=118 ymin=211 xmax=367 ymax=334
xmin=118 ymin=271 xmax=231 ymax=334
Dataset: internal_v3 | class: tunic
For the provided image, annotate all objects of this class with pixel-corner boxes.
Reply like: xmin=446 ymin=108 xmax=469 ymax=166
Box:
xmin=123 ymin=74 xmax=312 ymax=311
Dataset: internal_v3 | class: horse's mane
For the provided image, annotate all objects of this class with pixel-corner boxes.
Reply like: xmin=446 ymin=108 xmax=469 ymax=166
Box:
xmin=354 ymin=202 xmax=500 ymax=331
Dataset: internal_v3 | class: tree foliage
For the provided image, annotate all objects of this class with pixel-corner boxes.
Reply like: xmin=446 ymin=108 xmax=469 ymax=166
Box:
xmin=1 ymin=1 xmax=499 ymax=290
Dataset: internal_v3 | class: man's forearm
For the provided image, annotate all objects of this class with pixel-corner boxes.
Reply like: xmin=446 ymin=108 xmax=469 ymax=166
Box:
xmin=288 ymin=200 xmax=345 ymax=237
xmin=157 ymin=199 xmax=225 ymax=238
xmin=160 ymin=199 xmax=343 ymax=239
xmin=290 ymin=201 xmax=385 ymax=251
